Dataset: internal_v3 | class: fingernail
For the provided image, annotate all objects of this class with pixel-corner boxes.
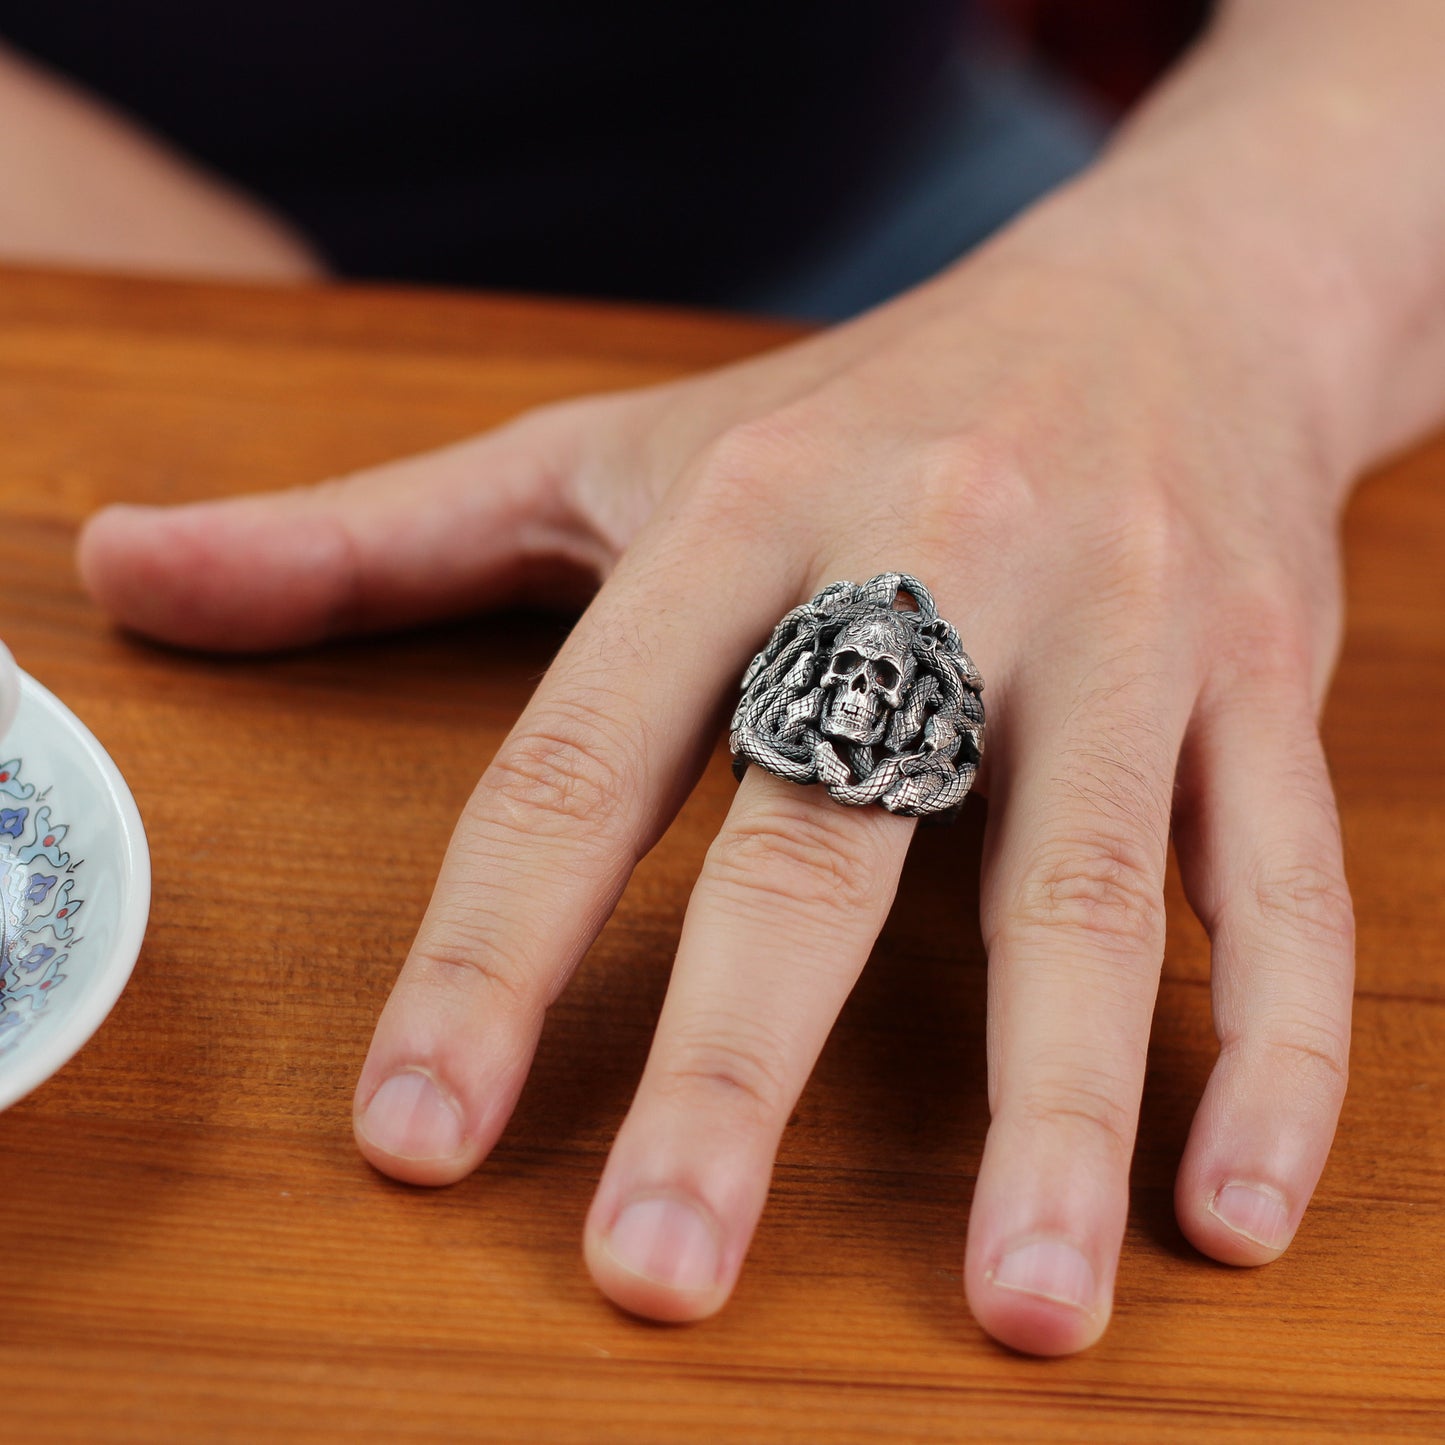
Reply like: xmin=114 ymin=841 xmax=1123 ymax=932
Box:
xmin=989 ymin=1238 xmax=1096 ymax=1312
xmin=359 ymin=1070 xmax=465 ymax=1160
xmin=1209 ymin=1181 xmax=1291 ymax=1250
xmin=606 ymin=1197 xmax=721 ymax=1292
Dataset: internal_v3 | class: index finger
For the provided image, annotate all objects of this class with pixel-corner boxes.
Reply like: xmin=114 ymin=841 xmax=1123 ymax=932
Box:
xmin=352 ymin=494 xmax=801 ymax=1182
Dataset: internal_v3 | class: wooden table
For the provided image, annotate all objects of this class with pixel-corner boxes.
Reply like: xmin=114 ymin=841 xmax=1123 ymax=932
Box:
xmin=1 ymin=267 xmax=1441 ymax=1443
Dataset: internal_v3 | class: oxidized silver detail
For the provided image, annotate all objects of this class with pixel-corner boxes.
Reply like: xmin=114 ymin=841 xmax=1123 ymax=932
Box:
xmin=730 ymin=573 xmax=984 ymax=819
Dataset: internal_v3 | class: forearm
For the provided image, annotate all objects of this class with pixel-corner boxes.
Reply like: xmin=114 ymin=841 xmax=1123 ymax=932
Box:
xmin=0 ymin=41 xmax=325 ymax=281
xmin=977 ymin=0 xmax=1445 ymax=486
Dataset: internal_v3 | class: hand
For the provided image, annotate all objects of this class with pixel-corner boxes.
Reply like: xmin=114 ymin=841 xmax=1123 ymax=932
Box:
xmin=77 ymin=202 xmax=1357 ymax=1356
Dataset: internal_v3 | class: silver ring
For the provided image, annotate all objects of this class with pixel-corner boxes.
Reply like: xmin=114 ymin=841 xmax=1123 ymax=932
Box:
xmin=729 ymin=573 xmax=984 ymax=819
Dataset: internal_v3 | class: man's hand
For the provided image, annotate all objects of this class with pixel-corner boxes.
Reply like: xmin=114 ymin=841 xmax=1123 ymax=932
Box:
xmin=73 ymin=0 xmax=1445 ymax=1354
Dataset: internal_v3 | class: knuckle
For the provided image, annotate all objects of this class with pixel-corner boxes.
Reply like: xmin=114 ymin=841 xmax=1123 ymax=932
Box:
xmin=908 ymin=428 xmax=1194 ymax=608
xmin=705 ymin=804 xmax=889 ymax=921
xmin=1225 ymin=1012 xmax=1351 ymax=1108
xmin=684 ymin=411 xmax=823 ymax=523
xmin=656 ymin=1015 xmax=795 ymax=1124
xmin=1218 ymin=584 xmax=1320 ymax=691
xmin=1004 ymin=828 xmax=1165 ymax=954
xmin=1109 ymin=506 xmax=1187 ymax=607
xmin=408 ymin=918 xmax=538 ymax=1016
xmin=1073 ymin=487 xmax=1195 ymax=617
xmin=708 ymin=409 xmax=817 ymax=470
xmin=1263 ymin=1027 xmax=1351 ymax=1103
xmin=907 ymin=431 xmax=1039 ymax=547
xmin=1121 ymin=484 xmax=1186 ymax=567
xmin=1005 ymin=1066 xmax=1139 ymax=1164
xmin=483 ymin=699 xmax=641 ymax=843
xmin=1250 ymin=858 xmax=1355 ymax=953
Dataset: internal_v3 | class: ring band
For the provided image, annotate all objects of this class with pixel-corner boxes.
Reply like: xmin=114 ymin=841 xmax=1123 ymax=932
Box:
xmin=729 ymin=573 xmax=984 ymax=819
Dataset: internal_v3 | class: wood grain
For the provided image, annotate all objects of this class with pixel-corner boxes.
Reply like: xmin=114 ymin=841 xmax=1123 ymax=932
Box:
xmin=1 ymin=265 xmax=1442 ymax=1443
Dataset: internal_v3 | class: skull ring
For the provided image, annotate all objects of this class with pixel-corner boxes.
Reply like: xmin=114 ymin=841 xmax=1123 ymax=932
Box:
xmin=730 ymin=573 xmax=984 ymax=819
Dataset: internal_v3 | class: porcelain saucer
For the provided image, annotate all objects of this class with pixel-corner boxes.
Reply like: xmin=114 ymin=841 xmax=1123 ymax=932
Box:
xmin=0 ymin=671 xmax=150 ymax=1111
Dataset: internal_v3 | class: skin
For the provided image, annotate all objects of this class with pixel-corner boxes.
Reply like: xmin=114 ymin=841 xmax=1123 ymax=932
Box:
xmin=18 ymin=0 xmax=1445 ymax=1354
xmin=0 ymin=41 xmax=321 ymax=277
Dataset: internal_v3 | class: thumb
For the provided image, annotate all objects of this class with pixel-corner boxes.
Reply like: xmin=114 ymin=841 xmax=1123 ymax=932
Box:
xmin=77 ymin=402 xmax=613 ymax=652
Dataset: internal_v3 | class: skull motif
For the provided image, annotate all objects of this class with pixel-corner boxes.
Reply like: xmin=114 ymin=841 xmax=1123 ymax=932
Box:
xmin=819 ymin=613 xmax=915 ymax=746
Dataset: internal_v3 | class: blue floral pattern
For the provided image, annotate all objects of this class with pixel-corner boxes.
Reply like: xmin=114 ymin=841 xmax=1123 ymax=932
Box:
xmin=0 ymin=760 xmax=84 ymax=1053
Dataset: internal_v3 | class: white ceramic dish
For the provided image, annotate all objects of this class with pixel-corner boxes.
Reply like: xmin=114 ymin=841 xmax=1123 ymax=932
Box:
xmin=0 ymin=668 xmax=150 ymax=1111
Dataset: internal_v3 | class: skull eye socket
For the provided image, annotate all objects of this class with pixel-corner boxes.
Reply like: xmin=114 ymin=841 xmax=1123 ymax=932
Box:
xmin=829 ymin=650 xmax=862 ymax=676
xmin=872 ymin=660 xmax=901 ymax=692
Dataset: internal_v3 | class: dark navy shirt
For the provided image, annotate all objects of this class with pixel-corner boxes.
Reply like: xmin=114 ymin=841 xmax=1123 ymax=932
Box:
xmin=1 ymin=3 xmax=965 ymax=304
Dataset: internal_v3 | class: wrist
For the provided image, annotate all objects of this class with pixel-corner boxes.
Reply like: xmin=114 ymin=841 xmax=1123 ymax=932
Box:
xmin=969 ymin=143 xmax=1398 ymax=501
xmin=925 ymin=186 xmax=1350 ymax=505
xmin=992 ymin=1 xmax=1445 ymax=481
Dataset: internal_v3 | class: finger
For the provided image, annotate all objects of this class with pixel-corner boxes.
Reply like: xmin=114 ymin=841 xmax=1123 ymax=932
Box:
xmin=351 ymin=496 xmax=803 ymax=1186
xmin=964 ymin=652 xmax=1193 ymax=1356
xmin=77 ymin=402 xmax=608 ymax=650
xmin=1171 ymin=666 xmax=1354 ymax=1265
xmin=583 ymin=767 xmax=913 ymax=1322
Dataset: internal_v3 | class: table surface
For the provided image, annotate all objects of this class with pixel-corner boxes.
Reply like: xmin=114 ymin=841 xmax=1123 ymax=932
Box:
xmin=1 ymin=267 xmax=1442 ymax=1444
